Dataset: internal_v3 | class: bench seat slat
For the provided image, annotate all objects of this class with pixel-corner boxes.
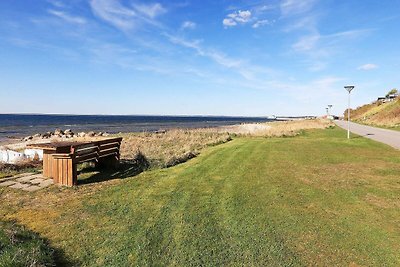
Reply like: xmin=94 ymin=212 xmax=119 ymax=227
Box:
xmin=99 ymin=142 xmax=120 ymax=150
xmin=99 ymin=148 xmax=119 ymax=157
xmin=75 ymin=147 xmax=98 ymax=156
xmin=75 ymin=152 xmax=99 ymax=163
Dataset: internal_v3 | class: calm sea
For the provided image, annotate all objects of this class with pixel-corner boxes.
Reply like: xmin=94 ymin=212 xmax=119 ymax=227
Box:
xmin=0 ymin=114 xmax=272 ymax=141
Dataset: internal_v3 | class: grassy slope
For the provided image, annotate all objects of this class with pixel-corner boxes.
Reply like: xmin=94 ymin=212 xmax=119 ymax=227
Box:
xmin=351 ymin=98 xmax=400 ymax=129
xmin=1 ymin=127 xmax=400 ymax=266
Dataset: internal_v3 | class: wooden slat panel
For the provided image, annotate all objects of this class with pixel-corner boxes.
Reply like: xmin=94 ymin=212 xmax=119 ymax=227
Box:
xmin=53 ymin=158 xmax=58 ymax=184
xmin=64 ymin=159 xmax=71 ymax=186
xmin=100 ymin=152 xmax=118 ymax=159
xmin=75 ymin=155 xmax=98 ymax=164
xmin=75 ymin=152 xmax=99 ymax=163
xmin=96 ymin=138 xmax=122 ymax=146
xmin=99 ymin=148 xmax=119 ymax=157
xmin=75 ymin=147 xmax=98 ymax=156
xmin=60 ymin=159 xmax=64 ymax=186
xmin=62 ymin=159 xmax=65 ymax=186
xmin=99 ymin=142 xmax=120 ymax=151
xmin=56 ymin=159 xmax=61 ymax=185
xmin=73 ymin=143 xmax=97 ymax=150
xmin=67 ymin=159 xmax=72 ymax=187
xmin=52 ymin=153 xmax=73 ymax=159
xmin=47 ymin=154 xmax=52 ymax=178
xmin=43 ymin=154 xmax=48 ymax=177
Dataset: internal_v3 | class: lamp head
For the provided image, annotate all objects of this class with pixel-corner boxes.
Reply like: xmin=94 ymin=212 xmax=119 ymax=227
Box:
xmin=344 ymin=85 xmax=355 ymax=93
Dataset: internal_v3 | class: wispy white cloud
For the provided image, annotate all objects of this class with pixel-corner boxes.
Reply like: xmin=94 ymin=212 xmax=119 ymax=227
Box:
xmin=89 ymin=0 xmax=166 ymax=31
xmin=292 ymin=29 xmax=372 ymax=56
xmin=223 ymin=10 xmax=252 ymax=27
xmin=132 ymin=3 xmax=166 ymax=18
xmin=283 ymin=15 xmax=317 ymax=32
xmin=292 ymin=33 xmax=320 ymax=52
xmin=181 ymin=21 xmax=196 ymax=30
xmin=166 ymin=35 xmax=242 ymax=68
xmin=165 ymin=34 xmax=279 ymax=85
xmin=252 ymin=19 xmax=273 ymax=28
xmin=48 ymin=9 xmax=87 ymax=24
xmin=281 ymin=0 xmax=317 ymax=16
xmin=47 ymin=0 xmax=65 ymax=8
xmin=255 ymin=5 xmax=275 ymax=13
xmin=358 ymin=63 xmax=378 ymax=70
xmin=90 ymin=0 xmax=136 ymax=30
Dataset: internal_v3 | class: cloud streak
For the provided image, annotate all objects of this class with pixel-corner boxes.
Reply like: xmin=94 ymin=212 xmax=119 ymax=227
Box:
xmin=358 ymin=63 xmax=378 ymax=70
xmin=48 ymin=9 xmax=87 ymax=24
xmin=281 ymin=0 xmax=317 ymax=16
xmin=89 ymin=0 xmax=166 ymax=31
xmin=181 ymin=21 xmax=196 ymax=30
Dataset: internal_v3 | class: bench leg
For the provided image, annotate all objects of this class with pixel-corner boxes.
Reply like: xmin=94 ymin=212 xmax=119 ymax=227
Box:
xmin=52 ymin=157 xmax=77 ymax=186
xmin=42 ymin=152 xmax=55 ymax=178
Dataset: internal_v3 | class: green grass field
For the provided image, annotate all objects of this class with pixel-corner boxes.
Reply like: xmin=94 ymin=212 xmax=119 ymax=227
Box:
xmin=1 ymin=127 xmax=400 ymax=266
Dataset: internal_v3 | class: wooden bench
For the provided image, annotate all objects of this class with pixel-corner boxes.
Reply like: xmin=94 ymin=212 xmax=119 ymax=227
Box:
xmin=27 ymin=137 xmax=123 ymax=186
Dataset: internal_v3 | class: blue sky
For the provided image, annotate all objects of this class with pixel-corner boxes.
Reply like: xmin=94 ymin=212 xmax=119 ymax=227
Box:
xmin=0 ymin=0 xmax=399 ymax=116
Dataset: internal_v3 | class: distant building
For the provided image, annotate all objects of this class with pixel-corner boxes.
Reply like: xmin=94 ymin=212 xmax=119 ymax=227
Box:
xmin=377 ymin=93 xmax=398 ymax=103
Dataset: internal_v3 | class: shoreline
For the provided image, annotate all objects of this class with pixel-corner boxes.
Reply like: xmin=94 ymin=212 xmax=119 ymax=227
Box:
xmin=0 ymin=121 xmax=273 ymax=148
xmin=0 ymin=115 xmax=275 ymax=143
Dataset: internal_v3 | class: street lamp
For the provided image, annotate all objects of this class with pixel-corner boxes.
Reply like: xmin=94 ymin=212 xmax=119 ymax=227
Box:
xmin=344 ymin=85 xmax=355 ymax=139
xmin=326 ymin=107 xmax=329 ymax=116
xmin=328 ymin=105 xmax=333 ymax=116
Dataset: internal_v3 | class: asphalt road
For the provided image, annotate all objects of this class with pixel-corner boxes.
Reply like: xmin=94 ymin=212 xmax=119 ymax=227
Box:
xmin=335 ymin=120 xmax=400 ymax=150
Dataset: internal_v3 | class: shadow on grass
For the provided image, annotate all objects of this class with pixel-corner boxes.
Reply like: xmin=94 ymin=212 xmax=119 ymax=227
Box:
xmin=0 ymin=220 xmax=77 ymax=267
xmin=351 ymin=133 xmax=375 ymax=139
xmin=77 ymin=152 xmax=150 ymax=185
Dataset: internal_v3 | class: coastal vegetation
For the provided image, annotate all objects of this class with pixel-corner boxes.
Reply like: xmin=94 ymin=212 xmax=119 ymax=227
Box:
xmin=117 ymin=119 xmax=332 ymax=169
xmin=118 ymin=129 xmax=232 ymax=168
xmin=1 ymin=127 xmax=399 ymax=266
xmin=348 ymin=90 xmax=400 ymax=130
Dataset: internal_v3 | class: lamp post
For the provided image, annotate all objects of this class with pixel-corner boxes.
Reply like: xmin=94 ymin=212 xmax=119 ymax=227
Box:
xmin=326 ymin=107 xmax=329 ymax=116
xmin=344 ymin=86 xmax=355 ymax=139
xmin=328 ymin=105 xmax=333 ymax=116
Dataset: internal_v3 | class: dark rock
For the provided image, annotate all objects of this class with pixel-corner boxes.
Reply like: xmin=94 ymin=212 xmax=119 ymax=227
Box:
xmin=42 ymin=132 xmax=51 ymax=139
xmin=24 ymin=136 xmax=33 ymax=141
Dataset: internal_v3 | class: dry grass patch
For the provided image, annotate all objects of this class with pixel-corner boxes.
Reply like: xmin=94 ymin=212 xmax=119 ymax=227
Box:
xmin=350 ymin=97 xmax=400 ymax=128
xmin=118 ymin=129 xmax=232 ymax=168
xmin=220 ymin=119 xmax=333 ymax=137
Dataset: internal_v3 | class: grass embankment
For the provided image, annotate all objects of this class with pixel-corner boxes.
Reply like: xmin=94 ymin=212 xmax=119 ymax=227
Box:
xmin=350 ymin=97 xmax=400 ymax=130
xmin=1 ymin=127 xmax=399 ymax=266
xmin=0 ymin=221 xmax=55 ymax=266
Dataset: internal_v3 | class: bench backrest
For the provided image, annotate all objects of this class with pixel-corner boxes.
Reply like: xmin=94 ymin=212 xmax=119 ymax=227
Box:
xmin=72 ymin=137 xmax=122 ymax=164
